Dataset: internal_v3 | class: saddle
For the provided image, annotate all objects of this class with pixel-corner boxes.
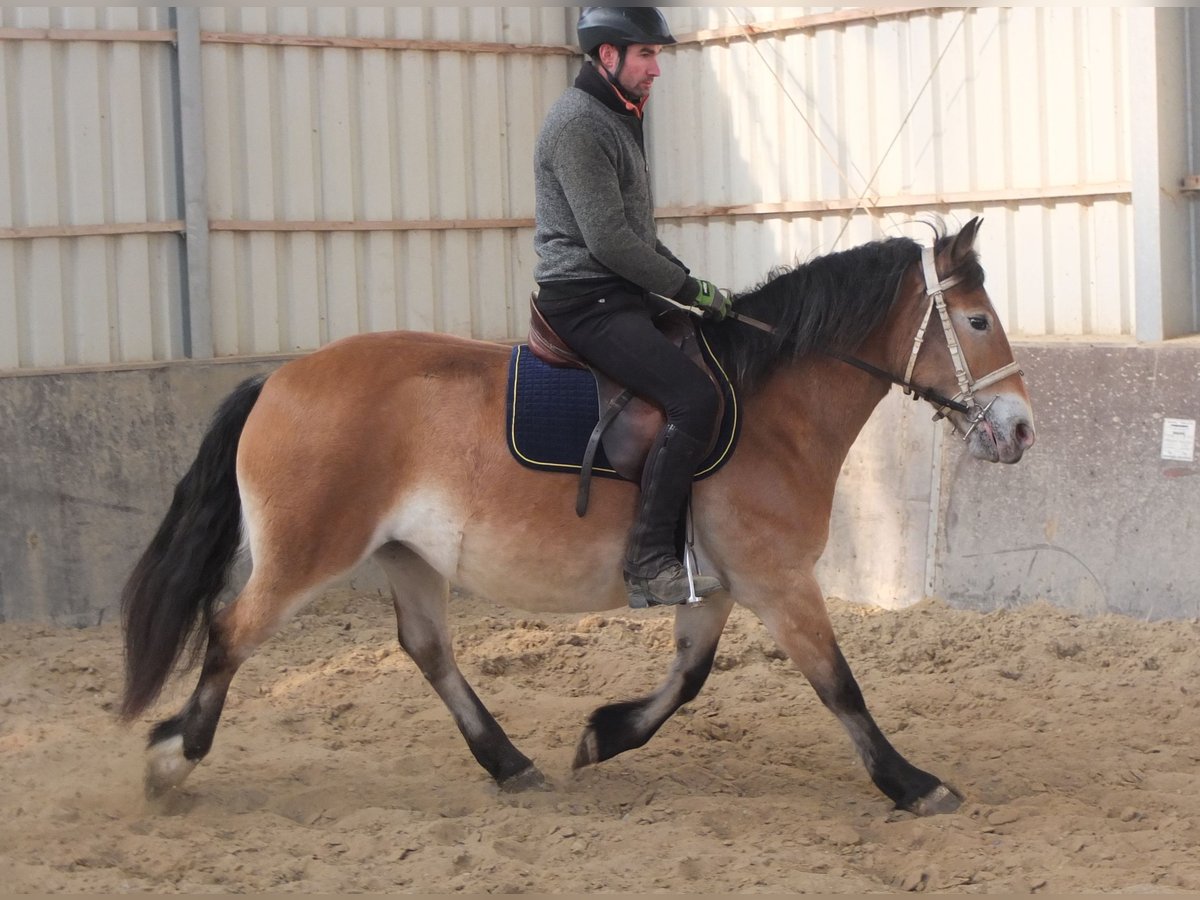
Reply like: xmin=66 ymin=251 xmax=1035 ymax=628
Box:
xmin=526 ymin=293 xmax=729 ymax=516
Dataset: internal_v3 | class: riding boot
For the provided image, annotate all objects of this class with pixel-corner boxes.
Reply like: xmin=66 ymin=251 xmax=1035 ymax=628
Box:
xmin=623 ymin=423 xmax=725 ymax=608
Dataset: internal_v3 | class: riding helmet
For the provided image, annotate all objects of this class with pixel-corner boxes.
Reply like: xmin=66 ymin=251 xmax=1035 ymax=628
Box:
xmin=576 ymin=7 xmax=677 ymax=56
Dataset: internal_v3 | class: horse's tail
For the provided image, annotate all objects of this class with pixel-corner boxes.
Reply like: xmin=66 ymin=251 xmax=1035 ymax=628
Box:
xmin=120 ymin=374 xmax=267 ymax=720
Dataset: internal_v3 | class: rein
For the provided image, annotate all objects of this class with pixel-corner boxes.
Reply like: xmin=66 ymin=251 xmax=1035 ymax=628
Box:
xmin=825 ymin=350 xmax=971 ymax=416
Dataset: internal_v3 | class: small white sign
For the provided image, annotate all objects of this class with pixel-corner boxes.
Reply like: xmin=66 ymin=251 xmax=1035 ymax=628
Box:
xmin=1161 ymin=418 xmax=1196 ymax=462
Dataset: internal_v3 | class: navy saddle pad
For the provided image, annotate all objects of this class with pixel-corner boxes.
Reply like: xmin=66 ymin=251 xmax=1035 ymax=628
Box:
xmin=505 ymin=338 xmax=739 ymax=482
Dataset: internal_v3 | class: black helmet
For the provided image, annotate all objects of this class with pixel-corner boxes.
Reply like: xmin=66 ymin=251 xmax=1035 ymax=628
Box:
xmin=576 ymin=7 xmax=676 ymax=57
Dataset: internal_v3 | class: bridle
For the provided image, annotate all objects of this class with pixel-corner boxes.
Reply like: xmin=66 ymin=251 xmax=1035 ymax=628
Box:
xmin=700 ymin=242 xmax=1024 ymax=442
xmin=902 ymin=243 xmax=1023 ymax=438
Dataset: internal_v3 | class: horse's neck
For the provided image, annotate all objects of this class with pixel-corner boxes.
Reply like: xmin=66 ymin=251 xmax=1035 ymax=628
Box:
xmin=750 ymin=355 xmax=891 ymax=474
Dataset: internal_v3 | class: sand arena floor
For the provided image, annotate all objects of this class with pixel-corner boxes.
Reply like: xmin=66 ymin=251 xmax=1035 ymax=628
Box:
xmin=2 ymin=588 xmax=1199 ymax=893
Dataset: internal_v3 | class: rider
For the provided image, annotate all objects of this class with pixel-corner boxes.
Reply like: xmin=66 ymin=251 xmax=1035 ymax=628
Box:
xmin=533 ymin=6 xmax=733 ymax=609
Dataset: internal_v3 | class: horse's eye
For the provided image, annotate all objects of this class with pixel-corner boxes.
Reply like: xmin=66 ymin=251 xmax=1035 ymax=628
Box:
xmin=968 ymin=315 xmax=989 ymax=331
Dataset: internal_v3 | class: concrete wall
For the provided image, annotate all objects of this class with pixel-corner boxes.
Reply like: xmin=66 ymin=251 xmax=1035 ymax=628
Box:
xmin=817 ymin=388 xmax=938 ymax=611
xmin=0 ymin=359 xmax=283 ymax=625
xmin=0 ymin=352 xmax=932 ymax=625
xmin=2 ymin=341 xmax=1198 ymax=624
xmin=936 ymin=341 xmax=1200 ymax=620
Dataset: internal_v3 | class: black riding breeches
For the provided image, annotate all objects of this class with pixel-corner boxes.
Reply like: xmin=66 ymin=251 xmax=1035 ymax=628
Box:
xmin=536 ymin=289 xmax=720 ymax=444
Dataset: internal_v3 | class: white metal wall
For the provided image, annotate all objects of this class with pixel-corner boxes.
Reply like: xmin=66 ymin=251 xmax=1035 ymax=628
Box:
xmin=0 ymin=6 xmax=576 ymax=368
xmin=0 ymin=6 xmax=182 ymax=369
xmin=651 ymin=6 xmax=1135 ymax=339
xmin=198 ymin=6 xmax=575 ymax=357
xmin=0 ymin=6 xmax=1165 ymax=371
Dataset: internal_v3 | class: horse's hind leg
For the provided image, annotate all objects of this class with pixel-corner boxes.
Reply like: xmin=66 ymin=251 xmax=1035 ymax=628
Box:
xmin=143 ymin=570 xmax=322 ymax=799
xmin=574 ymin=593 xmax=734 ymax=769
xmin=755 ymin=575 xmax=960 ymax=816
xmin=374 ymin=543 xmax=544 ymax=791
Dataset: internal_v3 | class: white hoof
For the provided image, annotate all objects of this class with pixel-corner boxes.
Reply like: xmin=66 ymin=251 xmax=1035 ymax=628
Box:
xmin=145 ymin=735 xmax=198 ymax=799
xmin=911 ymin=783 xmax=962 ymax=816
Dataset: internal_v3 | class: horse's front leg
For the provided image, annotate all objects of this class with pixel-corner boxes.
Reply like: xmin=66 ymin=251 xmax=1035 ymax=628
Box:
xmin=574 ymin=592 xmax=734 ymax=769
xmin=751 ymin=573 xmax=961 ymax=816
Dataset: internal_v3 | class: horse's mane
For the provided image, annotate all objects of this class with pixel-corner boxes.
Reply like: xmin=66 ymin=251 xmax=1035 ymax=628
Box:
xmin=702 ymin=227 xmax=985 ymax=391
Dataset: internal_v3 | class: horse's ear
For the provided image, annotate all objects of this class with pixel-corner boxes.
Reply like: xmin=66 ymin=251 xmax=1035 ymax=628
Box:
xmin=950 ymin=216 xmax=983 ymax=259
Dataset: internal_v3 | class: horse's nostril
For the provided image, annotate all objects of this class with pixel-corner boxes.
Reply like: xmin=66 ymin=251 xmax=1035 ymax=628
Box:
xmin=1016 ymin=422 xmax=1036 ymax=449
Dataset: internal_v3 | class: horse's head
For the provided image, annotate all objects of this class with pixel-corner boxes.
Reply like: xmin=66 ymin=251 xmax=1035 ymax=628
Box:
xmin=897 ymin=218 xmax=1036 ymax=463
xmin=708 ymin=220 xmax=1036 ymax=464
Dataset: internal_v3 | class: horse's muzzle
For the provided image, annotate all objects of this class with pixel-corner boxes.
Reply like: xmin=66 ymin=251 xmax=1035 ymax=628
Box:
xmin=962 ymin=394 xmax=1035 ymax=464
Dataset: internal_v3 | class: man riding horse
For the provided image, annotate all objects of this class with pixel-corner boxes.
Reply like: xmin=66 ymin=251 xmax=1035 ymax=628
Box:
xmin=533 ymin=6 xmax=734 ymax=609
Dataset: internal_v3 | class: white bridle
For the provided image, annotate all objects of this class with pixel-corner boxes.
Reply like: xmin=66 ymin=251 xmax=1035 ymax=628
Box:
xmin=902 ymin=244 xmax=1023 ymax=439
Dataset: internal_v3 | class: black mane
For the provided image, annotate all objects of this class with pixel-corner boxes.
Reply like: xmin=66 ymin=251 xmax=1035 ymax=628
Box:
xmin=701 ymin=230 xmax=984 ymax=391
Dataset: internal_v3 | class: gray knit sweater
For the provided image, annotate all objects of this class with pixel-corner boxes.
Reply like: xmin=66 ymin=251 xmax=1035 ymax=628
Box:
xmin=533 ymin=66 xmax=688 ymax=298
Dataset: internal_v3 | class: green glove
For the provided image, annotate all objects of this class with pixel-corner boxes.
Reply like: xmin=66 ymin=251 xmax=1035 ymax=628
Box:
xmin=692 ymin=278 xmax=733 ymax=321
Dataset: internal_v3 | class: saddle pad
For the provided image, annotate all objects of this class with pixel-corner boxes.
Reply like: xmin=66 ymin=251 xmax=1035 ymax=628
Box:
xmin=505 ymin=336 xmax=739 ymax=482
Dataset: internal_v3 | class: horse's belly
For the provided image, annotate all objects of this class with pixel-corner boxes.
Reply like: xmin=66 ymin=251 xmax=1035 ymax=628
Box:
xmin=384 ymin=483 xmax=633 ymax=614
xmin=455 ymin=522 xmax=632 ymax=614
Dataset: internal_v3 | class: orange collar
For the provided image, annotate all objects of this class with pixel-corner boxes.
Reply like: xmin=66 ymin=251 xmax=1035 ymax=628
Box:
xmin=604 ymin=76 xmax=647 ymax=119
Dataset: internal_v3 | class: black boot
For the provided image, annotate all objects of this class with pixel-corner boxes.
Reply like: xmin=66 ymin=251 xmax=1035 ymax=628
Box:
xmin=623 ymin=424 xmax=724 ymax=608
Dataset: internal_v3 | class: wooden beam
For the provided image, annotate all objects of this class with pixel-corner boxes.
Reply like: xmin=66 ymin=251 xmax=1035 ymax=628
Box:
xmin=0 ymin=27 xmax=173 ymax=43
xmin=1 ymin=183 xmax=1134 ymax=240
xmin=655 ymin=183 xmax=1133 ymax=220
xmin=1182 ymin=175 xmax=1200 ymax=193
xmin=672 ymin=7 xmax=945 ymax=46
xmin=0 ymin=221 xmax=183 ymax=240
xmin=0 ymin=26 xmax=578 ymax=57
xmin=209 ymin=217 xmax=536 ymax=233
xmin=200 ymin=31 xmax=577 ymax=57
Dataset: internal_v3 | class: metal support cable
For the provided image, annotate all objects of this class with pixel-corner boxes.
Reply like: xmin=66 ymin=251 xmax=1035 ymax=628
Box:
xmin=723 ymin=6 xmax=969 ymax=249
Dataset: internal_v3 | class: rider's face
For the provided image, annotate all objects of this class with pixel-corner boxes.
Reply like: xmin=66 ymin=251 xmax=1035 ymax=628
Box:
xmin=600 ymin=43 xmax=663 ymax=100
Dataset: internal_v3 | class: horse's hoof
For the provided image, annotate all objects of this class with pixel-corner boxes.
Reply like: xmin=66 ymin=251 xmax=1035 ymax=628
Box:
xmin=572 ymin=728 xmax=599 ymax=770
xmin=144 ymin=735 xmax=198 ymax=800
xmin=499 ymin=764 xmax=549 ymax=793
xmin=909 ymin=783 xmax=962 ymax=816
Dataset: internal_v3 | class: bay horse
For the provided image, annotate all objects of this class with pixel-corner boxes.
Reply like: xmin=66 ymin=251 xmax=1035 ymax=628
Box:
xmin=120 ymin=217 xmax=1034 ymax=815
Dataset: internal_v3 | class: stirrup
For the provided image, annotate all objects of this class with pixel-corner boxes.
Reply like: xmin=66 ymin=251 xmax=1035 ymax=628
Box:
xmin=625 ymin=495 xmax=723 ymax=608
xmin=681 ymin=540 xmax=710 ymax=607
xmin=624 ymin=553 xmax=722 ymax=609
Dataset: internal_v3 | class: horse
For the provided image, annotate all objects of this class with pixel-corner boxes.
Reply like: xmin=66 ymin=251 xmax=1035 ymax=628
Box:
xmin=119 ymin=217 xmax=1035 ymax=816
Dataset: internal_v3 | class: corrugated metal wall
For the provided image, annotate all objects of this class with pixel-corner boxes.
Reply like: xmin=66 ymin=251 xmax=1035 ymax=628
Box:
xmin=0 ymin=6 xmax=576 ymax=367
xmin=198 ymin=7 xmax=575 ymax=356
xmin=0 ymin=6 xmax=1152 ymax=370
xmin=0 ymin=6 xmax=182 ymax=369
xmin=651 ymin=6 xmax=1135 ymax=339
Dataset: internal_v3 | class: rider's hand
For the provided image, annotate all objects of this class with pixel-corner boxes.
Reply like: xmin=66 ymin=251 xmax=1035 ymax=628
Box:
xmin=680 ymin=277 xmax=733 ymax=321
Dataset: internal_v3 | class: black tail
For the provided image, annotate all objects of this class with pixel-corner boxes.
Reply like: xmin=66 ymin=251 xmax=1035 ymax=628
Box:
xmin=120 ymin=375 xmax=267 ymax=720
